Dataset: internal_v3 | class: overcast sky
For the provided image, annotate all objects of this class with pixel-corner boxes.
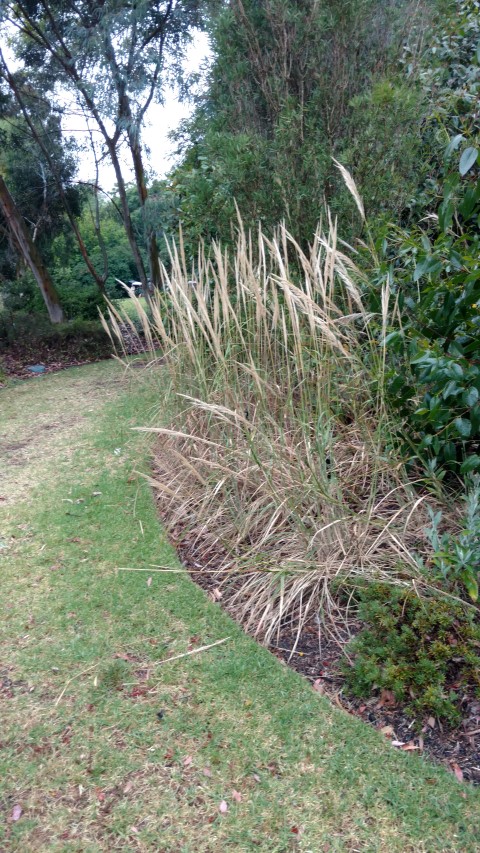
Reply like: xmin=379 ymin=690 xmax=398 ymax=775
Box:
xmin=2 ymin=29 xmax=211 ymax=192
xmin=66 ymin=31 xmax=211 ymax=190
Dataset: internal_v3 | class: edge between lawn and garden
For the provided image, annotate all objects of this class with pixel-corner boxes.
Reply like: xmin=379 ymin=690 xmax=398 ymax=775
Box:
xmin=1 ymin=360 xmax=479 ymax=852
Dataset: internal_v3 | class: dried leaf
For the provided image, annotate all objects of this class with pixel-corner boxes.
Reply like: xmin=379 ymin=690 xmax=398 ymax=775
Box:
xmin=232 ymin=790 xmax=242 ymax=803
xmin=11 ymin=805 xmax=22 ymax=822
xmin=123 ymin=781 xmax=133 ymax=794
xmin=147 ymin=577 xmax=152 ymax=587
xmin=183 ymin=755 xmax=193 ymax=767
xmin=313 ymin=678 xmax=325 ymax=694
xmin=380 ymin=725 xmax=395 ymax=738
xmin=401 ymin=743 xmax=419 ymax=751
xmin=452 ymin=762 xmax=464 ymax=783
xmin=203 ymin=767 xmax=212 ymax=778
xmin=427 ymin=716 xmax=436 ymax=729
xmin=391 ymin=740 xmax=406 ymax=748
xmin=219 ymin=800 xmax=228 ymax=814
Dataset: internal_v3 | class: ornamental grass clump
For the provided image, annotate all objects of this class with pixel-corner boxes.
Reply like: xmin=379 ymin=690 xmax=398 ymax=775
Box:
xmin=104 ymin=213 xmax=434 ymax=644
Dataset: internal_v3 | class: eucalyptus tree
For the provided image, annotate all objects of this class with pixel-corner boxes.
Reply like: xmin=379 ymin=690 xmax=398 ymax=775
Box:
xmin=1 ymin=0 xmax=205 ymax=291
xmin=0 ymin=174 xmax=65 ymax=322
xmin=0 ymin=57 xmax=109 ymax=293
xmin=0 ymin=86 xmax=79 ymax=322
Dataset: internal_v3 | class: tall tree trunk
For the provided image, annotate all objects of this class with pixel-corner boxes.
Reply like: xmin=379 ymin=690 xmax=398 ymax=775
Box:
xmin=129 ymin=132 xmax=162 ymax=291
xmin=106 ymin=140 xmax=149 ymax=291
xmin=0 ymin=175 xmax=65 ymax=323
xmin=0 ymin=56 xmax=108 ymax=294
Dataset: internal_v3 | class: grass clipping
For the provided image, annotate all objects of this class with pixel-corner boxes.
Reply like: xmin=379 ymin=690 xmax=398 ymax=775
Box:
xmin=104 ymin=214 xmax=432 ymax=644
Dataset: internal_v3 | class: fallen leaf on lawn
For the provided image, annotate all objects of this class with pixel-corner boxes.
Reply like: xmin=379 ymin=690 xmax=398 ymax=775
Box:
xmin=418 ymin=735 xmax=424 ymax=751
xmin=451 ymin=762 xmax=464 ymax=782
xmin=11 ymin=805 xmax=22 ymax=822
xmin=401 ymin=743 xmax=419 ymax=751
xmin=92 ymin=491 xmax=102 ymax=496
xmin=252 ymin=773 xmax=261 ymax=783
xmin=358 ymin=704 xmax=366 ymax=713
xmin=291 ymin=826 xmax=299 ymax=834
xmin=313 ymin=679 xmax=325 ymax=694
xmin=147 ymin=577 xmax=152 ymax=587
xmin=203 ymin=767 xmax=212 ymax=777
xmin=123 ymin=781 xmax=133 ymax=794
xmin=219 ymin=800 xmax=228 ymax=814
xmin=232 ymin=790 xmax=242 ymax=803
xmin=183 ymin=755 xmax=193 ymax=767
xmin=391 ymin=740 xmax=406 ymax=748
xmin=380 ymin=725 xmax=395 ymax=738
xmin=427 ymin=716 xmax=436 ymax=729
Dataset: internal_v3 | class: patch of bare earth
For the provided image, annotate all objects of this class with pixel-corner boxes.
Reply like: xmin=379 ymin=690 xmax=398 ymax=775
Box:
xmin=0 ymin=364 xmax=128 ymax=504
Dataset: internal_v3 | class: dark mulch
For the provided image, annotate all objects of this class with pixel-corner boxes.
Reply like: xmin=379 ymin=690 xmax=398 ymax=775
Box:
xmin=164 ymin=514 xmax=480 ymax=786
xmin=0 ymin=323 xmax=147 ymax=382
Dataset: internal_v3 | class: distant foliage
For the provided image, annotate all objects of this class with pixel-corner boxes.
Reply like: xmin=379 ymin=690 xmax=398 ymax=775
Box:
xmin=170 ymin=0 xmax=439 ymax=250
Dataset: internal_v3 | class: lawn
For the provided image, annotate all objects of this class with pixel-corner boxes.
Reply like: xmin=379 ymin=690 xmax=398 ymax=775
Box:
xmin=0 ymin=360 xmax=478 ymax=852
xmin=114 ymin=296 xmax=149 ymax=320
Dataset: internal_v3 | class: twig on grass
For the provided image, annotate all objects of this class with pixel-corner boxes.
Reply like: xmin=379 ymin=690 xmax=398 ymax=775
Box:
xmin=150 ymin=637 xmax=230 ymax=667
xmin=54 ymin=663 xmax=100 ymax=706
xmin=117 ymin=566 xmax=186 ymax=573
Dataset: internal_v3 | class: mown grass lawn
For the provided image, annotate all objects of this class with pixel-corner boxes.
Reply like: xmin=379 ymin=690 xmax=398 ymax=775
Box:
xmin=0 ymin=360 xmax=479 ymax=852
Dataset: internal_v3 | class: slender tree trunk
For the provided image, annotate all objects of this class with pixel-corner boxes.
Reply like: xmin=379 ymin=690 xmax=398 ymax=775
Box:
xmin=0 ymin=57 xmax=108 ymax=294
xmin=0 ymin=175 xmax=65 ymax=323
xmin=128 ymin=133 xmax=162 ymax=291
xmin=106 ymin=140 xmax=149 ymax=291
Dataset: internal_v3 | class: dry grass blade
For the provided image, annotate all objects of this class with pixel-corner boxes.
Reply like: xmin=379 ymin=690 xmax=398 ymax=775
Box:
xmin=112 ymin=211 xmax=449 ymax=644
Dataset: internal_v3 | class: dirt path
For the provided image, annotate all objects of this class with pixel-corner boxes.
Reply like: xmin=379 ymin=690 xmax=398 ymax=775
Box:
xmin=0 ymin=362 xmax=128 ymax=504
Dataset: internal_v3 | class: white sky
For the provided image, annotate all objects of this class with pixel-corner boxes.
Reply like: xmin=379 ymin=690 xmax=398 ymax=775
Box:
xmin=65 ymin=31 xmax=211 ymax=190
xmin=2 ymin=30 xmax=211 ymax=191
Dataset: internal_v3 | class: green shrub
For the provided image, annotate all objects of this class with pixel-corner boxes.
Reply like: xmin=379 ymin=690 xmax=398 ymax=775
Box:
xmin=342 ymin=584 xmax=480 ymax=725
xmin=1 ymin=271 xmax=105 ymax=322
xmin=0 ymin=310 xmax=112 ymax=360
xmin=421 ymin=477 xmax=480 ymax=602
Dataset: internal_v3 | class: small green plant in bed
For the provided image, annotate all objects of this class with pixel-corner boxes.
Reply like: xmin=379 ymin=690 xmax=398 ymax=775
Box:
xmin=422 ymin=476 xmax=480 ymax=602
xmin=342 ymin=583 xmax=480 ymax=726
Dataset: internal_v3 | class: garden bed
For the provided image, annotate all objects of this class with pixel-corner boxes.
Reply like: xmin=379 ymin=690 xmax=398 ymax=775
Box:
xmin=0 ymin=320 xmax=146 ymax=382
xmin=153 ymin=451 xmax=480 ymax=786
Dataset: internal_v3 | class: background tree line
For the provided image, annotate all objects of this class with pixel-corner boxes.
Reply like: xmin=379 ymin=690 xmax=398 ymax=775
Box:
xmin=0 ymin=0 xmax=477 ymax=332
